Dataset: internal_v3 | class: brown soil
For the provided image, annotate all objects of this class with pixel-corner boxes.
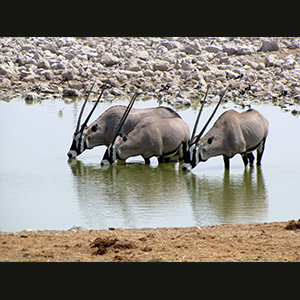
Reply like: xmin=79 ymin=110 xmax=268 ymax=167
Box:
xmin=1 ymin=221 xmax=300 ymax=262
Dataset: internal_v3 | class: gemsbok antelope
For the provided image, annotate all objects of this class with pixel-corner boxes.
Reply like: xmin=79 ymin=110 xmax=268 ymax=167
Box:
xmin=101 ymin=92 xmax=190 ymax=166
xmin=181 ymin=88 xmax=269 ymax=171
xmin=67 ymin=83 xmax=181 ymax=161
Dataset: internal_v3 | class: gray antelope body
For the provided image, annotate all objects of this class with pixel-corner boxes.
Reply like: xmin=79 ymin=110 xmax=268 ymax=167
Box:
xmin=182 ymin=108 xmax=269 ymax=171
xmin=101 ymin=115 xmax=190 ymax=165
xmin=67 ymin=105 xmax=181 ymax=159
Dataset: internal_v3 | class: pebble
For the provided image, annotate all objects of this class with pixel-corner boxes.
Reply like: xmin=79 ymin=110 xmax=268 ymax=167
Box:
xmin=68 ymin=225 xmax=90 ymax=232
xmin=0 ymin=37 xmax=300 ymax=109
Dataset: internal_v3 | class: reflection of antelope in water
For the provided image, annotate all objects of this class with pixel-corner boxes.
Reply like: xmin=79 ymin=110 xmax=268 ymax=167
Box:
xmin=68 ymin=160 xmax=189 ymax=228
xmin=67 ymin=82 xmax=181 ymax=161
xmin=182 ymin=88 xmax=269 ymax=171
xmin=185 ymin=167 xmax=268 ymax=225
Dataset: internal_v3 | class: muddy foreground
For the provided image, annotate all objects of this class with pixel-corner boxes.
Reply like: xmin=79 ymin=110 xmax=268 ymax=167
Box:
xmin=1 ymin=220 xmax=299 ymax=262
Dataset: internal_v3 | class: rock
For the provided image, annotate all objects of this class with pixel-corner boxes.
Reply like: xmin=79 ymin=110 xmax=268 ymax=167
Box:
xmin=225 ymin=69 xmax=239 ymax=79
xmin=41 ymin=70 xmax=53 ymax=80
xmin=223 ymin=43 xmax=238 ymax=55
xmin=100 ymin=53 xmax=119 ymax=66
xmin=256 ymin=62 xmax=265 ymax=70
xmin=25 ymin=92 xmax=39 ymax=100
xmin=136 ymin=50 xmax=149 ymax=60
xmin=61 ymin=69 xmax=75 ymax=80
xmin=260 ymin=39 xmax=279 ymax=52
xmin=36 ymin=59 xmax=50 ymax=69
xmin=127 ymin=62 xmax=142 ymax=72
xmin=152 ymin=60 xmax=169 ymax=71
xmin=264 ymin=54 xmax=281 ymax=67
xmin=19 ymin=70 xmax=31 ymax=79
xmin=160 ymin=41 xmax=173 ymax=50
xmin=42 ymin=42 xmax=58 ymax=54
xmin=63 ymin=88 xmax=79 ymax=97
xmin=21 ymin=45 xmax=34 ymax=52
xmin=0 ymin=66 xmax=9 ymax=75
xmin=182 ymin=45 xmax=197 ymax=55
xmin=181 ymin=61 xmax=193 ymax=71
xmin=204 ymin=45 xmax=222 ymax=53
xmin=68 ymin=225 xmax=90 ymax=232
xmin=68 ymin=82 xmax=85 ymax=90
xmin=143 ymin=70 xmax=155 ymax=77
xmin=236 ymin=46 xmax=254 ymax=55
xmin=0 ymin=77 xmax=11 ymax=88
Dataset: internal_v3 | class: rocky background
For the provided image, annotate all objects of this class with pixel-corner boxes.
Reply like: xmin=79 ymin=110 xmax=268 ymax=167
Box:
xmin=1 ymin=37 xmax=300 ymax=112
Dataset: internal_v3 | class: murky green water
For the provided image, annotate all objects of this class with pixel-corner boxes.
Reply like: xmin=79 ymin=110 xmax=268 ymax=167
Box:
xmin=0 ymin=97 xmax=299 ymax=231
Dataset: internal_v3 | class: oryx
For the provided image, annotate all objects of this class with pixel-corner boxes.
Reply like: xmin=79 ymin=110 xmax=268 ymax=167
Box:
xmin=67 ymin=83 xmax=181 ymax=160
xmin=101 ymin=116 xmax=190 ymax=165
xmin=101 ymin=91 xmax=190 ymax=165
xmin=181 ymin=88 xmax=269 ymax=171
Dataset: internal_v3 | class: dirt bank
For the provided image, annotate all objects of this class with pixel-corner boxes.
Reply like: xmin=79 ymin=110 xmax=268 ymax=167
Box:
xmin=1 ymin=220 xmax=299 ymax=262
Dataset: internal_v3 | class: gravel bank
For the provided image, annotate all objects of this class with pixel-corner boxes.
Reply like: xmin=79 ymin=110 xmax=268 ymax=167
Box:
xmin=1 ymin=37 xmax=300 ymax=112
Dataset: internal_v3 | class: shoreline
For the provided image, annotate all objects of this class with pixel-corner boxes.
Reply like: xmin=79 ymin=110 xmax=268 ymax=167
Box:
xmin=1 ymin=220 xmax=299 ymax=262
xmin=1 ymin=37 xmax=300 ymax=114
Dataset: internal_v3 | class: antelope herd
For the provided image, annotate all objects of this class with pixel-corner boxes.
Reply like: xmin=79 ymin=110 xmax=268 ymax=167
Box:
xmin=67 ymin=82 xmax=269 ymax=171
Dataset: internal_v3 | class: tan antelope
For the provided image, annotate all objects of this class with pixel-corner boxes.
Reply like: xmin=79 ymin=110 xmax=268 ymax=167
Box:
xmin=101 ymin=92 xmax=190 ymax=165
xmin=181 ymin=89 xmax=269 ymax=171
xmin=67 ymin=83 xmax=181 ymax=161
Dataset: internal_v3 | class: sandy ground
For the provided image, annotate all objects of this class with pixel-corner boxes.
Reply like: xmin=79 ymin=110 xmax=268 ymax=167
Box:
xmin=1 ymin=220 xmax=299 ymax=262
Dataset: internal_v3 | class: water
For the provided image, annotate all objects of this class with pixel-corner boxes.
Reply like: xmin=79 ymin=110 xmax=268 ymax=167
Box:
xmin=0 ymin=97 xmax=299 ymax=231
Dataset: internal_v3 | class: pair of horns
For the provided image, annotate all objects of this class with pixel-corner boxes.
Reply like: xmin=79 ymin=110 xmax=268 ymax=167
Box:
xmin=190 ymin=86 xmax=228 ymax=145
xmin=75 ymin=81 xmax=112 ymax=134
xmin=109 ymin=90 xmax=139 ymax=146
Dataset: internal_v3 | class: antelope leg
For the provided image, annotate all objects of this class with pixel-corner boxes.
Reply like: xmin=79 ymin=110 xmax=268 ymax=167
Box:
xmin=256 ymin=138 xmax=266 ymax=166
xmin=144 ymin=157 xmax=151 ymax=164
xmin=241 ymin=153 xmax=249 ymax=167
xmin=223 ymin=155 xmax=230 ymax=170
xmin=248 ymin=152 xmax=254 ymax=166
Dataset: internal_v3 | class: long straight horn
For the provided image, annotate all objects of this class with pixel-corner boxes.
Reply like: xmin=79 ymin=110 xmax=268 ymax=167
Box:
xmin=79 ymin=83 xmax=112 ymax=132
xmin=110 ymin=91 xmax=138 ymax=145
xmin=75 ymin=80 xmax=96 ymax=133
xmin=194 ymin=86 xmax=228 ymax=144
xmin=190 ymin=87 xmax=209 ymax=143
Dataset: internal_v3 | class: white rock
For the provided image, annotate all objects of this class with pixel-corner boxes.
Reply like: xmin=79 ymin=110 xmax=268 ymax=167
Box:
xmin=127 ymin=62 xmax=142 ymax=72
xmin=100 ymin=53 xmax=119 ymax=66
xmin=36 ymin=59 xmax=50 ymax=69
xmin=236 ymin=46 xmax=254 ymax=55
xmin=256 ymin=62 xmax=265 ymax=70
xmin=21 ymin=45 xmax=34 ymax=52
xmin=25 ymin=92 xmax=39 ymax=100
xmin=204 ymin=45 xmax=222 ymax=53
xmin=61 ymin=69 xmax=75 ymax=80
xmin=260 ymin=39 xmax=279 ymax=52
xmin=68 ymin=225 xmax=89 ymax=232
xmin=152 ymin=60 xmax=169 ymax=71
xmin=223 ymin=42 xmax=238 ymax=55
xmin=41 ymin=70 xmax=52 ymax=80
xmin=136 ymin=50 xmax=149 ymax=60
xmin=225 ymin=69 xmax=239 ymax=79
xmin=181 ymin=61 xmax=193 ymax=71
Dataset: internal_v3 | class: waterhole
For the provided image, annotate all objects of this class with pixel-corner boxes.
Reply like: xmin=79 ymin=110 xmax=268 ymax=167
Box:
xmin=0 ymin=97 xmax=299 ymax=231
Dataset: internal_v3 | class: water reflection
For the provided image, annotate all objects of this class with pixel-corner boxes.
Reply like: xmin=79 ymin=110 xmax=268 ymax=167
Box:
xmin=185 ymin=167 xmax=268 ymax=225
xmin=69 ymin=158 xmax=268 ymax=228
xmin=68 ymin=160 xmax=189 ymax=228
